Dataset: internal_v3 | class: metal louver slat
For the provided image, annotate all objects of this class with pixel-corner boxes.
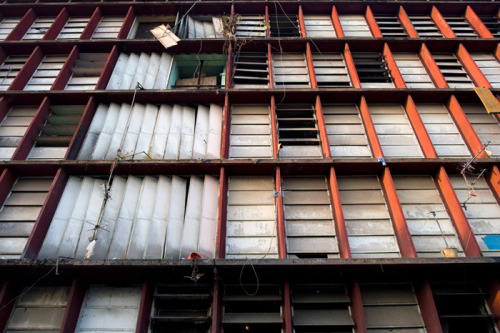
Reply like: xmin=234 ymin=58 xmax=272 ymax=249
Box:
xmin=374 ymin=15 xmax=407 ymax=37
xmin=66 ymin=53 xmax=108 ymax=90
xmin=233 ymin=52 xmax=269 ymax=88
xmin=57 ymin=17 xmax=89 ymax=39
xmin=312 ymin=53 xmax=351 ymax=87
xmin=392 ymin=53 xmax=434 ymax=88
xmin=272 ymin=53 xmax=310 ymax=88
xmin=235 ymin=15 xmax=266 ymax=37
xmin=22 ymin=17 xmax=55 ymax=40
xmin=433 ymin=53 xmax=474 ymax=88
xmin=24 ymin=55 xmax=67 ymax=91
xmin=408 ymin=15 xmax=443 ymax=37
xmin=339 ymin=15 xmax=372 ymax=37
xmin=471 ymin=53 xmax=500 ymax=88
xmin=303 ymin=15 xmax=336 ymax=37
xmin=445 ymin=17 xmax=478 ymax=37
xmin=461 ymin=103 xmax=500 ymax=157
xmin=480 ymin=16 xmax=500 ymax=37
xmin=0 ymin=106 xmax=36 ymax=160
xmin=0 ymin=17 xmax=20 ymax=40
xmin=351 ymin=52 xmax=394 ymax=88
xmin=92 ymin=16 xmax=124 ymax=39
xmin=270 ymin=14 xmax=300 ymax=37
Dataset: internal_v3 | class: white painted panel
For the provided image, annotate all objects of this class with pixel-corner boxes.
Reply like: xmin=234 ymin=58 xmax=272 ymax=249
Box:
xmin=164 ymin=104 xmax=183 ymax=159
xmin=131 ymin=52 xmax=150 ymax=88
xmin=144 ymin=176 xmax=171 ymax=259
xmin=179 ymin=106 xmax=196 ymax=159
xmin=92 ymin=103 xmax=121 ymax=160
xmin=78 ymin=104 xmax=109 ymax=160
xmin=107 ymin=53 xmax=129 ymax=90
xmin=180 ymin=176 xmax=204 ymax=258
xmin=105 ymin=103 xmax=132 ymax=159
xmin=119 ymin=53 xmax=140 ymax=89
xmin=198 ymin=175 xmax=219 ymax=258
xmin=150 ymin=105 xmax=172 ymax=159
xmin=192 ymin=105 xmax=209 ymax=159
xmin=121 ymin=103 xmax=145 ymax=157
xmin=206 ymin=104 xmax=222 ymax=159
xmin=165 ymin=175 xmax=187 ymax=258
xmin=153 ymin=53 xmax=172 ymax=89
xmin=134 ymin=103 xmax=158 ymax=157
xmin=143 ymin=53 xmax=161 ymax=89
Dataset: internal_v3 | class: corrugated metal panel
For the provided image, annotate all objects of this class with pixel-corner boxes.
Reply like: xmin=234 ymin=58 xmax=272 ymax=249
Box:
xmin=78 ymin=102 xmax=222 ymax=160
xmin=291 ymin=284 xmax=353 ymax=330
xmin=223 ymin=284 xmax=282 ymax=329
xmin=449 ymin=175 xmax=500 ymax=256
xmin=5 ymin=286 xmax=70 ymax=333
xmin=0 ymin=17 xmax=20 ymax=40
xmin=282 ymin=177 xmax=338 ymax=258
xmin=24 ymin=55 xmax=67 ymax=91
xmin=433 ymin=53 xmax=475 ymax=88
xmin=416 ymin=103 xmax=470 ymax=157
xmin=393 ymin=175 xmax=464 ymax=257
xmin=370 ymin=104 xmax=424 ymax=158
xmin=229 ymin=104 xmax=272 ymax=159
xmin=270 ymin=15 xmax=300 ymax=37
xmin=0 ymin=56 xmax=30 ymax=90
xmin=361 ymin=283 xmax=425 ymax=332
xmin=150 ymin=284 xmax=212 ymax=332
xmin=57 ymin=17 xmax=89 ymax=40
xmin=409 ymin=15 xmax=443 ymax=37
xmin=233 ymin=52 xmax=269 ymax=88
xmin=0 ymin=177 xmax=53 ymax=259
xmin=471 ymin=53 xmax=500 ymax=88
xmin=178 ymin=15 xmax=223 ymax=38
xmin=226 ymin=176 xmax=278 ymax=258
xmin=374 ymin=15 xmax=407 ymax=37
xmin=312 ymin=53 xmax=351 ymax=87
xmin=0 ymin=106 xmax=37 ymax=160
xmin=276 ymin=104 xmax=322 ymax=158
xmin=339 ymin=15 xmax=372 ymax=37
xmin=337 ymin=176 xmax=401 ymax=258
xmin=351 ymin=53 xmax=394 ymax=88
xmin=393 ymin=53 xmax=434 ymax=88
xmin=235 ymin=15 xmax=266 ymax=37
xmin=92 ymin=16 xmax=124 ymax=39
xmin=66 ymin=53 xmax=108 ymax=90
xmin=28 ymin=105 xmax=85 ymax=160
xmin=22 ymin=17 xmax=55 ymax=40
xmin=445 ymin=16 xmax=478 ymax=37
xmin=323 ymin=104 xmax=372 ymax=158
xmin=461 ymin=103 xmax=500 ymax=156
xmin=107 ymin=52 xmax=172 ymax=90
xmin=303 ymin=15 xmax=336 ymax=37
xmin=75 ymin=285 xmax=141 ymax=333
xmin=272 ymin=53 xmax=311 ymax=88
xmin=39 ymin=174 xmax=219 ymax=259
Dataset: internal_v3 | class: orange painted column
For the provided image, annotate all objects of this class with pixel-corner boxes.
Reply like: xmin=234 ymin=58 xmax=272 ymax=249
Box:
xmin=420 ymin=44 xmax=448 ymax=88
xmin=225 ymin=43 xmax=233 ymax=89
xmin=465 ymin=6 xmax=494 ymax=38
xmin=270 ymin=96 xmax=279 ymax=159
xmin=495 ymin=44 xmax=500 ymax=62
xmin=329 ymin=167 xmax=350 ymax=258
xmin=365 ymin=5 xmax=383 ymax=37
xmin=221 ymin=93 xmax=230 ymax=159
xmin=431 ymin=6 xmax=455 ymax=38
xmin=306 ymin=43 xmax=318 ymax=89
xmin=416 ymin=281 xmax=443 ymax=333
xmin=344 ymin=43 xmax=361 ymax=88
xmin=359 ymin=97 xmax=384 ymax=158
xmin=283 ymin=280 xmax=293 ymax=333
xmin=276 ymin=167 xmax=287 ymax=258
xmin=456 ymin=43 xmax=491 ymax=88
xmin=405 ymin=96 xmax=438 ymax=158
xmin=383 ymin=43 xmax=406 ymax=88
xmin=380 ymin=167 xmax=418 ymax=258
xmin=399 ymin=6 xmax=419 ymax=38
xmin=447 ymin=95 xmax=487 ymax=158
xmin=268 ymin=43 xmax=274 ymax=88
xmin=488 ymin=280 xmax=500 ymax=330
xmin=298 ymin=5 xmax=306 ymax=38
xmin=117 ymin=6 xmax=135 ymax=39
xmin=486 ymin=166 xmax=500 ymax=203
xmin=265 ymin=6 xmax=270 ymax=38
xmin=315 ymin=96 xmax=331 ymax=158
xmin=434 ymin=167 xmax=482 ymax=257
xmin=135 ymin=281 xmax=153 ymax=333
xmin=331 ymin=6 xmax=344 ymax=37
xmin=215 ymin=167 xmax=228 ymax=258
xmin=350 ymin=281 xmax=367 ymax=333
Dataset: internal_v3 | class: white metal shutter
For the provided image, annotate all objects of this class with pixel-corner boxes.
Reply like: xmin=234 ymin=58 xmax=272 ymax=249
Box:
xmin=303 ymin=15 xmax=336 ymax=37
xmin=0 ymin=17 xmax=20 ymax=40
xmin=322 ymin=104 xmax=372 ymax=158
xmin=24 ymin=55 xmax=67 ymax=91
xmin=370 ymin=104 xmax=424 ymax=158
xmin=57 ymin=17 xmax=89 ymax=40
xmin=470 ymin=53 xmax=500 ymax=88
xmin=75 ymin=286 xmax=141 ymax=333
xmin=361 ymin=283 xmax=426 ymax=332
xmin=291 ymin=284 xmax=354 ymax=331
xmin=178 ymin=15 xmax=222 ymax=38
xmin=233 ymin=52 xmax=269 ymax=88
xmin=65 ymin=53 xmax=107 ymax=90
xmin=282 ymin=177 xmax=338 ymax=258
xmin=374 ymin=15 xmax=407 ymax=37
xmin=235 ymin=15 xmax=266 ymax=37
xmin=393 ymin=175 xmax=464 ymax=257
xmin=0 ymin=55 xmax=30 ymax=90
xmin=351 ymin=53 xmax=394 ymax=88
xmin=433 ymin=53 xmax=475 ymax=88
xmin=449 ymin=175 xmax=500 ymax=257
xmin=337 ymin=176 xmax=401 ymax=258
xmin=106 ymin=52 xmax=172 ymax=90
xmin=272 ymin=53 xmax=311 ymax=88
xmin=444 ymin=16 xmax=478 ymax=37
xmin=339 ymin=15 xmax=372 ymax=37
xmin=39 ymin=174 xmax=219 ymax=260
xmin=22 ymin=17 xmax=55 ymax=40
xmin=0 ymin=177 xmax=53 ymax=259
xmin=229 ymin=104 xmax=272 ymax=159
xmin=91 ymin=16 xmax=124 ymax=39
xmin=276 ymin=104 xmax=322 ymax=158
xmin=416 ymin=103 xmax=470 ymax=157
xmin=461 ymin=103 xmax=500 ymax=156
xmin=0 ymin=106 xmax=36 ymax=160
xmin=78 ymin=103 xmax=222 ymax=160
xmin=226 ymin=176 xmax=278 ymax=258
xmin=5 ymin=286 xmax=70 ymax=333
xmin=28 ymin=105 xmax=84 ymax=160
xmin=312 ymin=53 xmax=351 ymax=87
xmin=392 ymin=53 xmax=434 ymax=88
xmin=408 ymin=15 xmax=443 ymax=37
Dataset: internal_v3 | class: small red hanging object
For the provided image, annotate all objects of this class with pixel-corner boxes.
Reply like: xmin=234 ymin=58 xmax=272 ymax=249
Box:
xmin=188 ymin=252 xmax=202 ymax=260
